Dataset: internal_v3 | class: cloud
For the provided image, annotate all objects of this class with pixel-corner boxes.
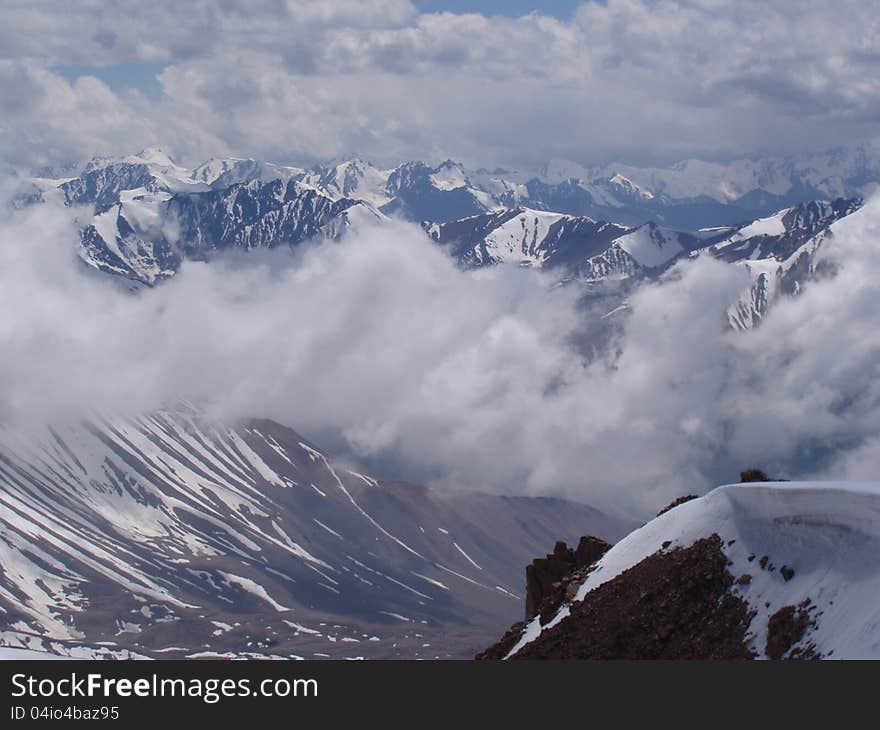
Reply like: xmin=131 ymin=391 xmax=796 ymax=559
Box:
xmin=0 ymin=61 xmax=160 ymax=170
xmin=5 ymin=190 xmax=880 ymax=521
xmin=0 ymin=1 xmax=417 ymax=66
xmin=1 ymin=1 xmax=879 ymax=168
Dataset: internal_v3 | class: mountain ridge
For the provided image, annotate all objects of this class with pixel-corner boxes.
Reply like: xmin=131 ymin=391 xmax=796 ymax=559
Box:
xmin=483 ymin=481 xmax=880 ymax=660
xmin=30 ymin=142 xmax=880 ymax=225
xmin=22 ymin=150 xmax=867 ymax=331
xmin=0 ymin=406 xmax=633 ymax=659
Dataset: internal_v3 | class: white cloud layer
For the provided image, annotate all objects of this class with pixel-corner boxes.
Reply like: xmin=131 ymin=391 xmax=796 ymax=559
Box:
xmin=2 ymin=0 xmax=879 ymax=169
xmin=4 ymin=191 xmax=880 ymax=519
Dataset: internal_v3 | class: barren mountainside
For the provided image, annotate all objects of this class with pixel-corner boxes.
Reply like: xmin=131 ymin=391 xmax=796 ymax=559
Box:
xmin=0 ymin=407 xmax=633 ymax=659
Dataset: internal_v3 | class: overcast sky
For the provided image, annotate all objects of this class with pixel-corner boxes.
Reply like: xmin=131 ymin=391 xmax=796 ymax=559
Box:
xmin=3 ymin=0 xmax=879 ymax=170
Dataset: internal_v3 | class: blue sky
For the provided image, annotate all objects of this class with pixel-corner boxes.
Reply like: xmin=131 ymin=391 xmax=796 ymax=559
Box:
xmin=54 ymin=61 xmax=168 ymax=97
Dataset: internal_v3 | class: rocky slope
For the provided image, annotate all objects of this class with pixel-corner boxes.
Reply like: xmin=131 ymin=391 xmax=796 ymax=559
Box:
xmin=481 ymin=481 xmax=880 ymax=660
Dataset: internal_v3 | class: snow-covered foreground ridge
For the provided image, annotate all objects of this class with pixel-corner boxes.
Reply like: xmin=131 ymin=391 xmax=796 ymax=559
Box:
xmin=507 ymin=482 xmax=880 ymax=659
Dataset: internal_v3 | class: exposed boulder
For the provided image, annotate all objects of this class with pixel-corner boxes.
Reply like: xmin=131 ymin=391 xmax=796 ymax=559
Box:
xmin=657 ymin=494 xmax=699 ymax=517
xmin=765 ymin=601 xmax=818 ymax=659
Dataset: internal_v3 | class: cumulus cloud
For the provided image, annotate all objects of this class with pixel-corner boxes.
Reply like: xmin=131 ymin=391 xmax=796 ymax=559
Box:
xmin=5 ymin=190 xmax=880 ymax=520
xmin=0 ymin=61 xmax=160 ymax=170
xmin=1 ymin=1 xmax=879 ymax=168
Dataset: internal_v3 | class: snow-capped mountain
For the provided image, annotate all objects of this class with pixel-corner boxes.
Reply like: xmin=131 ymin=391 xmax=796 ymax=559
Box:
xmin=299 ymin=159 xmax=394 ymax=209
xmin=424 ymin=208 xmax=628 ymax=269
xmin=566 ymin=198 xmax=861 ymax=330
xmin=423 ymin=198 xmax=858 ymax=327
xmin=33 ymin=143 xmax=880 ymax=234
xmin=0 ymin=406 xmax=632 ymax=660
xmin=381 ymin=160 xmax=493 ymax=222
xmin=61 ymin=148 xmax=208 ymax=210
xmin=590 ymin=144 xmax=880 ymax=210
xmin=77 ymin=178 xmax=384 ymax=284
xmin=424 ymin=208 xmax=709 ymax=282
xmin=572 ymin=222 xmax=709 ymax=282
xmin=485 ymin=481 xmax=880 ymax=660
xmin=695 ymin=198 xmax=862 ymax=329
xmin=189 ymin=157 xmax=306 ymax=189
xmin=24 ymin=150 xmax=866 ymax=330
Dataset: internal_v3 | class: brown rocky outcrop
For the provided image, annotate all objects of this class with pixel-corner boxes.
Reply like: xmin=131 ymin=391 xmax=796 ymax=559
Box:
xmin=656 ymin=495 xmax=699 ymax=517
xmin=478 ymin=534 xmax=760 ymax=660
xmin=524 ymin=536 xmax=611 ymax=622
xmin=765 ymin=601 xmax=818 ymax=659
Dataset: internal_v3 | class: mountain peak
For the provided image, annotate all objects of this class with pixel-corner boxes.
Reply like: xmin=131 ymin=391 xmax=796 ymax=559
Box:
xmin=130 ymin=147 xmax=177 ymax=167
xmin=608 ymin=172 xmax=655 ymax=200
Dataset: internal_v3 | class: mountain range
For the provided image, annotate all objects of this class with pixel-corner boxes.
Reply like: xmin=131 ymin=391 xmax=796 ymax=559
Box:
xmin=37 ymin=143 xmax=879 ymax=222
xmin=22 ymin=148 xmax=867 ymax=331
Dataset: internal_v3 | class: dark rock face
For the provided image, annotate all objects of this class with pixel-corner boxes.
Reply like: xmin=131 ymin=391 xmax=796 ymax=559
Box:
xmin=656 ymin=494 xmax=699 ymax=517
xmin=474 ymin=621 xmax=526 ymax=661
xmin=383 ymin=161 xmax=485 ymax=223
xmin=575 ymin=535 xmax=612 ymax=568
xmin=515 ymin=535 xmax=756 ymax=660
xmin=741 ymin=469 xmax=771 ymax=482
xmin=475 ymin=535 xmax=612 ymax=661
xmin=765 ymin=601 xmax=818 ymax=659
xmin=524 ymin=537 xmax=612 ymax=622
xmin=480 ymin=534 xmax=757 ymax=660
xmin=478 ymin=528 xmax=829 ymax=661
xmin=166 ymin=180 xmax=365 ymax=256
xmin=48 ymin=156 xmax=388 ymax=285
xmin=60 ymin=162 xmax=163 ymax=210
